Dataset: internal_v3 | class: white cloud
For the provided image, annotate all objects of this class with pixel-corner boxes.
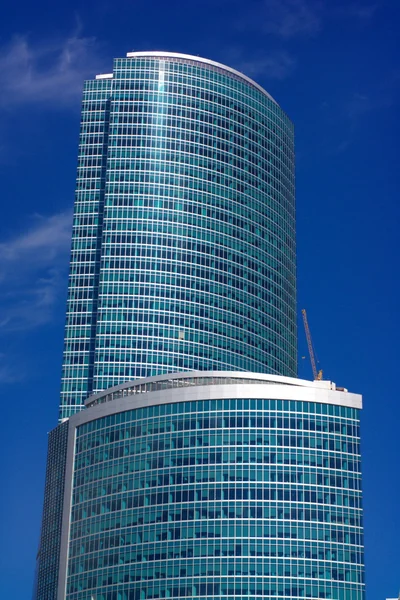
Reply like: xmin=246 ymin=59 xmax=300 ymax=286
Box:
xmin=0 ymin=212 xmax=72 ymax=331
xmin=0 ymin=31 xmax=106 ymax=108
xmin=0 ymin=212 xmax=72 ymax=270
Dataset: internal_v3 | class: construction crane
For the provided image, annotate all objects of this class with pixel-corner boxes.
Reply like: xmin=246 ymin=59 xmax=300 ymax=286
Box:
xmin=301 ymin=309 xmax=323 ymax=381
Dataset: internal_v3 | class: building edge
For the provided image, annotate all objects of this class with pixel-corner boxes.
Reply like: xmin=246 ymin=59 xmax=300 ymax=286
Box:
xmin=95 ymin=51 xmax=280 ymax=107
xmin=33 ymin=420 xmax=69 ymax=600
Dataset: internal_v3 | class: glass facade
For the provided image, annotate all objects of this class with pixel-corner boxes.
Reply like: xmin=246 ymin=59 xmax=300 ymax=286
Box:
xmin=34 ymin=53 xmax=365 ymax=600
xmin=60 ymin=52 xmax=296 ymax=420
xmin=63 ymin=377 xmax=364 ymax=600
xmin=34 ymin=420 xmax=69 ymax=600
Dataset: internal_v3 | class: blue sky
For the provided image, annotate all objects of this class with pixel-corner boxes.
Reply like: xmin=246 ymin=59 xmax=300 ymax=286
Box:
xmin=0 ymin=0 xmax=399 ymax=597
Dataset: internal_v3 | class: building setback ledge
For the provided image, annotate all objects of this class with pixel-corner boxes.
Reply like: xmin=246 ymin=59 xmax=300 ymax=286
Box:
xmin=76 ymin=371 xmax=362 ymax=422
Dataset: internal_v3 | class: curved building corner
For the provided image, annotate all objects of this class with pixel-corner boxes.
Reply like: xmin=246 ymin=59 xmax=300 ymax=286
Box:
xmin=55 ymin=372 xmax=364 ymax=600
xmin=60 ymin=51 xmax=296 ymax=420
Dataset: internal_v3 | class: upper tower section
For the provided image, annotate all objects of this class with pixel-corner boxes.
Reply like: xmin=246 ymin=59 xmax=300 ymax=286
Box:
xmin=60 ymin=51 xmax=296 ymax=419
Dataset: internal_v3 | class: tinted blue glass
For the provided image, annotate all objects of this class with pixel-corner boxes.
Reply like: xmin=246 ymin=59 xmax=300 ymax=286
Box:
xmin=34 ymin=421 xmax=69 ymax=600
xmin=67 ymin=398 xmax=364 ymax=600
xmin=59 ymin=54 xmax=296 ymax=420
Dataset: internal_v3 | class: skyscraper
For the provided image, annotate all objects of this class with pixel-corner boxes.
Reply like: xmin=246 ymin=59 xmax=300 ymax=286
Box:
xmin=59 ymin=51 xmax=296 ymax=421
xmin=34 ymin=52 xmax=364 ymax=600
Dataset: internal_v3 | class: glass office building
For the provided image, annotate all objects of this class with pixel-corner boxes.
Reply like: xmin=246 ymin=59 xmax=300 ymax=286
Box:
xmin=57 ymin=373 xmax=364 ymax=600
xmin=34 ymin=53 xmax=365 ymax=600
xmin=60 ymin=51 xmax=296 ymax=420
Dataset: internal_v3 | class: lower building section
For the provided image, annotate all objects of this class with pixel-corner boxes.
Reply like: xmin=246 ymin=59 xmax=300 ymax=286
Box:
xmin=34 ymin=419 xmax=69 ymax=600
xmin=38 ymin=372 xmax=365 ymax=600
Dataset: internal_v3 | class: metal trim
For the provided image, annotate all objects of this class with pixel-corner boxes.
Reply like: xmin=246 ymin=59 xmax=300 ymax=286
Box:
xmin=124 ymin=51 xmax=278 ymax=106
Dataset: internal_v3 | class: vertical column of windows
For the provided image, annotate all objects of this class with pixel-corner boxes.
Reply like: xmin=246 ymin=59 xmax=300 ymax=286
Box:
xmin=59 ymin=78 xmax=112 ymax=419
xmin=35 ymin=421 xmax=69 ymax=599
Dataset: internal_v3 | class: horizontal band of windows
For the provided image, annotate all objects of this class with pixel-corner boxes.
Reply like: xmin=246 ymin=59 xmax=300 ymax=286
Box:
xmin=74 ymin=452 xmax=361 ymax=480
xmin=67 ymin=577 xmax=362 ymax=600
xmin=108 ymin=85 xmax=286 ymax=134
xmin=73 ymin=475 xmax=362 ymax=508
xmin=78 ymin=204 xmax=294 ymax=247
xmin=108 ymin=76 xmax=289 ymax=135
xmin=70 ymin=504 xmax=363 ymax=542
xmin=71 ymin=479 xmax=363 ymax=508
xmin=70 ymin=514 xmax=363 ymax=550
xmin=67 ymin=559 xmax=363 ymax=586
xmin=79 ymin=402 xmax=358 ymax=423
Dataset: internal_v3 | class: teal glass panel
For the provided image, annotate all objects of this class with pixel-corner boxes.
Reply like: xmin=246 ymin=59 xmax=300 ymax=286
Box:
xmin=67 ymin=398 xmax=364 ymax=600
xmin=59 ymin=55 xmax=296 ymax=419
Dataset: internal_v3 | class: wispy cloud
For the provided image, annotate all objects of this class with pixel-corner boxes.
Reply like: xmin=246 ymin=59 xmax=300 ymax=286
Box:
xmin=0 ymin=212 xmax=72 ymax=268
xmin=345 ymin=92 xmax=374 ymax=119
xmin=325 ymin=73 xmax=397 ymax=153
xmin=344 ymin=72 xmax=399 ymax=122
xmin=0 ymin=30 xmax=106 ymax=108
xmin=234 ymin=51 xmax=296 ymax=80
xmin=335 ymin=139 xmax=352 ymax=154
xmin=239 ymin=0 xmax=379 ymax=39
xmin=334 ymin=3 xmax=378 ymax=21
xmin=0 ymin=212 xmax=72 ymax=331
xmin=0 ymin=354 xmax=24 ymax=384
xmin=245 ymin=0 xmax=323 ymax=39
xmin=226 ymin=48 xmax=296 ymax=80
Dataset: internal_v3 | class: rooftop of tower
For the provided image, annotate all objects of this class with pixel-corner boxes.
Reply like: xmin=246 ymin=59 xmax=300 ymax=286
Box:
xmin=83 ymin=371 xmax=361 ymax=412
xmin=95 ymin=50 xmax=279 ymax=107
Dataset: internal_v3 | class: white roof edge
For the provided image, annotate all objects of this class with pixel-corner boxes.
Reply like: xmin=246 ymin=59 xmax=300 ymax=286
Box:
xmin=85 ymin=370 xmax=361 ymax=408
xmin=76 ymin=380 xmax=362 ymax=427
xmin=125 ymin=51 xmax=278 ymax=106
xmin=95 ymin=73 xmax=113 ymax=80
